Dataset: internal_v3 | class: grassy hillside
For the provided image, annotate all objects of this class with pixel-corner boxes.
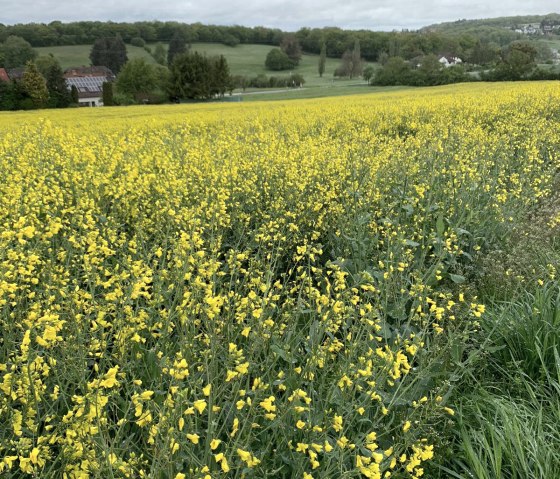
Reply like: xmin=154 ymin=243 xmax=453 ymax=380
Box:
xmin=35 ymin=44 xmax=156 ymax=69
xmin=423 ymin=13 xmax=560 ymax=32
xmin=36 ymin=42 xmax=376 ymax=90
xmin=187 ymin=43 xmax=373 ymax=88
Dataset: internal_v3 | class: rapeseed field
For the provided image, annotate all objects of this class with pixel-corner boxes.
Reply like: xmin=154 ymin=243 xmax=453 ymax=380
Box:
xmin=1 ymin=82 xmax=559 ymax=478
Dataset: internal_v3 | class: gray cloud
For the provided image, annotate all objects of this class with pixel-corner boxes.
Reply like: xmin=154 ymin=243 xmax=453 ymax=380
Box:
xmin=0 ymin=0 xmax=557 ymax=30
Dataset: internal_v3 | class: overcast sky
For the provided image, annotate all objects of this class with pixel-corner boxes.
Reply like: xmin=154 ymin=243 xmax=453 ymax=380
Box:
xmin=0 ymin=0 xmax=557 ymax=30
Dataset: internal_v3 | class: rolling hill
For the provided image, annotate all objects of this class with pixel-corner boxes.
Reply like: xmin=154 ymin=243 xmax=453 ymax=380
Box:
xmin=36 ymin=42 xmax=375 ymax=89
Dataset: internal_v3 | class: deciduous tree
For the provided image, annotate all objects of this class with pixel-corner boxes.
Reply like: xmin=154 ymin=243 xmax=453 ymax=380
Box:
xmin=265 ymin=48 xmax=294 ymax=71
xmin=115 ymin=58 xmax=158 ymax=102
xmin=351 ymin=39 xmax=363 ymax=78
xmin=373 ymin=56 xmax=412 ymax=85
xmin=35 ymin=54 xmax=59 ymax=77
xmin=0 ymin=35 xmax=37 ymax=68
xmin=152 ymin=43 xmax=166 ymax=65
xmin=169 ymin=52 xmax=231 ymax=100
xmin=492 ymin=41 xmax=537 ymax=80
xmin=334 ymin=40 xmax=363 ymax=79
xmin=334 ymin=50 xmax=352 ymax=77
xmin=418 ymin=54 xmax=443 ymax=85
xmin=0 ymin=81 xmax=22 ymax=110
xmin=280 ymin=34 xmax=302 ymax=65
xmin=467 ymin=40 xmax=499 ymax=66
xmin=130 ymin=37 xmax=146 ymax=48
xmin=167 ymin=31 xmax=189 ymax=66
xmin=90 ymin=35 xmax=128 ymax=74
xmin=362 ymin=65 xmax=375 ymax=84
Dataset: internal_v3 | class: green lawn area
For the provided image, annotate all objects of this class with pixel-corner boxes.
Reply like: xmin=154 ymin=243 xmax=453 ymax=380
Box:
xmin=239 ymin=84 xmax=409 ymax=102
xmin=36 ymin=42 xmax=378 ymax=90
xmin=534 ymin=38 xmax=560 ymax=70
xmin=35 ymin=44 xmax=156 ymax=69
xmin=188 ymin=43 xmax=377 ymax=88
xmin=537 ymin=37 xmax=560 ymax=50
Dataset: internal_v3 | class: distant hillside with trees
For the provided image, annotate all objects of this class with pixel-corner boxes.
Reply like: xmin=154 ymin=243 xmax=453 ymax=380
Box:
xmin=423 ymin=13 xmax=560 ymax=33
xmin=421 ymin=13 xmax=560 ymax=46
xmin=2 ymin=18 xmax=558 ymax=64
xmin=1 ymin=16 xmax=559 ymax=110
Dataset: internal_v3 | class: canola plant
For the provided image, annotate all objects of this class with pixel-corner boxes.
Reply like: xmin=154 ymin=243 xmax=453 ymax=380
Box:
xmin=0 ymin=82 xmax=559 ymax=478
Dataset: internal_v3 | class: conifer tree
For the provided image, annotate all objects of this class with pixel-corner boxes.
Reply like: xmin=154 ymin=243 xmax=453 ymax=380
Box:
xmin=0 ymin=36 xmax=37 ymax=68
xmin=43 ymin=61 xmax=71 ymax=108
xmin=211 ymin=55 xmax=231 ymax=97
xmin=22 ymin=61 xmax=48 ymax=108
xmin=102 ymin=82 xmax=114 ymax=106
xmin=318 ymin=42 xmax=326 ymax=77
xmin=70 ymin=85 xmax=79 ymax=104
xmin=351 ymin=39 xmax=363 ymax=78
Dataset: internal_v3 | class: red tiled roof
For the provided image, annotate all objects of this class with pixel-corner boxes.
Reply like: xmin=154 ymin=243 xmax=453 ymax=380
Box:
xmin=64 ymin=66 xmax=115 ymax=80
xmin=0 ymin=68 xmax=9 ymax=82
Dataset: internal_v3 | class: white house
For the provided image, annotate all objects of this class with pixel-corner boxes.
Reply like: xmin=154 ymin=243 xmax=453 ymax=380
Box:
xmin=64 ymin=66 xmax=115 ymax=107
xmin=438 ymin=56 xmax=463 ymax=68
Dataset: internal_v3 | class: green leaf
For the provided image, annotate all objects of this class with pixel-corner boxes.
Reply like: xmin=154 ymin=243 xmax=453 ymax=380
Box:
xmin=402 ymin=204 xmax=414 ymax=215
xmin=436 ymin=212 xmax=445 ymax=237
xmin=450 ymin=273 xmax=466 ymax=284
xmin=270 ymin=344 xmax=289 ymax=362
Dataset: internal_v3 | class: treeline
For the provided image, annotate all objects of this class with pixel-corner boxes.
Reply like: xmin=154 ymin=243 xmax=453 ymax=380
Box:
xmin=423 ymin=13 xmax=560 ymax=33
xmin=420 ymin=14 xmax=560 ymax=48
xmin=0 ymin=20 xmax=515 ymax=63
xmin=295 ymin=28 xmax=477 ymax=61
xmin=0 ymin=21 xmax=284 ymax=47
xmin=372 ymin=56 xmax=468 ymax=87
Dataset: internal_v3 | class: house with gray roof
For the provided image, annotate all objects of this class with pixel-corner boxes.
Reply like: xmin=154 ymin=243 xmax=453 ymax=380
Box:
xmin=63 ymin=66 xmax=114 ymax=107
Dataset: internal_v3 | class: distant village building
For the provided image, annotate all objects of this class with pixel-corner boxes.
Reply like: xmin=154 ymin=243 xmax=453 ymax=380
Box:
xmin=0 ymin=68 xmax=10 ymax=82
xmin=438 ymin=56 xmax=462 ymax=68
xmin=6 ymin=68 xmax=25 ymax=81
xmin=64 ymin=66 xmax=115 ymax=107
xmin=514 ymin=24 xmax=544 ymax=35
